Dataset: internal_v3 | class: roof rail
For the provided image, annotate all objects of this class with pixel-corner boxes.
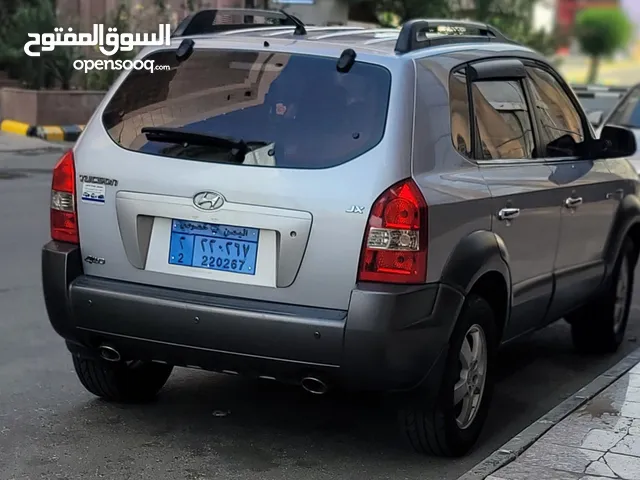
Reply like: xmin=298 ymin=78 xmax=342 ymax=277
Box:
xmin=263 ymin=26 xmax=363 ymax=37
xmin=171 ymin=8 xmax=307 ymax=38
xmin=312 ymin=28 xmax=399 ymax=40
xmin=394 ymin=19 xmax=512 ymax=54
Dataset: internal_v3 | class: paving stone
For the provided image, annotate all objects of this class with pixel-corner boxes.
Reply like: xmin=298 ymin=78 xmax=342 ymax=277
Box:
xmin=620 ymin=402 xmax=640 ymax=420
xmin=582 ymin=429 xmax=627 ymax=452
xmin=580 ymin=477 xmax=623 ymax=480
xmin=603 ymin=452 xmax=640 ymax=480
xmin=496 ymin=460 xmax=583 ymax=480
xmin=497 ymin=442 xmax=599 ymax=476
xmin=621 ymin=380 xmax=640 ymax=403
xmin=611 ymin=434 xmax=640 ymax=457
xmin=543 ymin=414 xmax=631 ymax=448
xmin=627 ymin=374 xmax=640 ymax=388
xmin=629 ymin=419 xmax=640 ymax=435
xmin=585 ymin=459 xmax=617 ymax=477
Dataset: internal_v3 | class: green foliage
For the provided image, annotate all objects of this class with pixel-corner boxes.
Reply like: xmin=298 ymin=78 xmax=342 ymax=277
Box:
xmin=575 ymin=7 xmax=633 ymax=58
xmin=84 ymin=2 xmax=137 ymax=91
xmin=0 ymin=0 xmax=83 ymax=89
xmin=575 ymin=7 xmax=633 ymax=83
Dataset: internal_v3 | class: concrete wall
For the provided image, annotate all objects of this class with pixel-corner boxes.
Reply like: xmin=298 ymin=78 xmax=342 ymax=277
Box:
xmin=56 ymin=0 xmax=245 ymax=31
xmin=0 ymin=88 xmax=105 ymax=125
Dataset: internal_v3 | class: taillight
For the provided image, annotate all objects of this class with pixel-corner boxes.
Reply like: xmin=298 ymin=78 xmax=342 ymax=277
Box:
xmin=357 ymin=178 xmax=428 ymax=284
xmin=50 ymin=150 xmax=79 ymax=244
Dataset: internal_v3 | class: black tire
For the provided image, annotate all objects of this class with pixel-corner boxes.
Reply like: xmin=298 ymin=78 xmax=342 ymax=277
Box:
xmin=569 ymin=238 xmax=636 ymax=354
xmin=72 ymin=355 xmax=173 ymax=403
xmin=399 ymin=294 xmax=497 ymax=457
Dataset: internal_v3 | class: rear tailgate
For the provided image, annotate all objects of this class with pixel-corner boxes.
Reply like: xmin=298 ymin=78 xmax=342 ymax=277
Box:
xmin=74 ymin=44 xmax=410 ymax=311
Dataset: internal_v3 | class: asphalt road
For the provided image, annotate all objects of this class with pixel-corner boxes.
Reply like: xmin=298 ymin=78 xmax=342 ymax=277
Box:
xmin=2 ymin=147 xmax=640 ymax=480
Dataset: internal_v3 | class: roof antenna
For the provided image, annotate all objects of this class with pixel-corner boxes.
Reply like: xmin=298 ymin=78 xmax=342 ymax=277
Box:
xmin=176 ymin=38 xmax=194 ymax=62
xmin=337 ymin=48 xmax=356 ymax=73
xmin=278 ymin=9 xmax=307 ymax=36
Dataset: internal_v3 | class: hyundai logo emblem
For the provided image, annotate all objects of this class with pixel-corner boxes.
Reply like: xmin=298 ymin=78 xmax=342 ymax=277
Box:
xmin=193 ymin=191 xmax=225 ymax=211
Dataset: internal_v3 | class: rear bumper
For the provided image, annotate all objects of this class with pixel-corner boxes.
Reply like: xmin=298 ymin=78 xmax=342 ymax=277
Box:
xmin=42 ymin=241 xmax=464 ymax=392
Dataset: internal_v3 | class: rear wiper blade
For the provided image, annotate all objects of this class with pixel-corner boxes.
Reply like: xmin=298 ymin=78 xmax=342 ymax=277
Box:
xmin=141 ymin=126 xmax=243 ymax=149
xmin=141 ymin=126 xmax=271 ymax=163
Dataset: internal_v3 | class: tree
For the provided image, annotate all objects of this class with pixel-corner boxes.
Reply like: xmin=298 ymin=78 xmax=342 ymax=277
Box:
xmin=348 ymin=0 xmax=449 ymax=23
xmin=0 ymin=0 xmax=81 ymax=89
xmin=347 ymin=0 xmax=558 ymax=57
xmin=574 ymin=7 xmax=633 ymax=84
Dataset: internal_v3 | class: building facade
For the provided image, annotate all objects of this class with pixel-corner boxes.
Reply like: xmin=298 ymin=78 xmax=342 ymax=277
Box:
xmin=56 ymin=0 xmax=350 ymax=31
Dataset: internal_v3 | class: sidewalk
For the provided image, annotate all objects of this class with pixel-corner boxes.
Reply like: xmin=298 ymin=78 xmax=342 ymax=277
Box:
xmin=0 ymin=131 xmax=70 ymax=153
xmin=487 ymin=360 xmax=640 ymax=480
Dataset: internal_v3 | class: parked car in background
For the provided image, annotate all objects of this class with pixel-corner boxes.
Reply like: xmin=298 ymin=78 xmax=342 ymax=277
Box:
xmin=598 ymin=83 xmax=640 ymax=172
xmin=571 ymin=84 xmax=629 ymax=129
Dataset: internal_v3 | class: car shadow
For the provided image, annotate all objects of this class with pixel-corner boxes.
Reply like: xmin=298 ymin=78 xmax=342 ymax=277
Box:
xmin=56 ymin=267 xmax=640 ymax=477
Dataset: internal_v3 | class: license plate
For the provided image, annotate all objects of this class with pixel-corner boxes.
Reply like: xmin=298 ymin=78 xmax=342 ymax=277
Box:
xmin=168 ymin=219 xmax=259 ymax=275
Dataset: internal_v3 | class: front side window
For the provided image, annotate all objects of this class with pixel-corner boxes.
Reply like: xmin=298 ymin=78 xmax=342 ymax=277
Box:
xmin=607 ymin=86 xmax=640 ymax=129
xmin=102 ymin=49 xmax=392 ymax=169
xmin=526 ymin=67 xmax=585 ymax=157
xmin=471 ymin=80 xmax=535 ymax=160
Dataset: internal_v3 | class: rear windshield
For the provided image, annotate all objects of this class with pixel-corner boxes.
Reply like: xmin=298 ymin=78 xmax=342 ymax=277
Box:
xmin=102 ymin=49 xmax=392 ymax=169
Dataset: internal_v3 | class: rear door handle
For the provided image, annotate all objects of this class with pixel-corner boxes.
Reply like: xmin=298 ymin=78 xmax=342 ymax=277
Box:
xmin=564 ymin=196 xmax=583 ymax=208
xmin=498 ymin=207 xmax=520 ymax=221
xmin=606 ymin=189 xmax=624 ymax=200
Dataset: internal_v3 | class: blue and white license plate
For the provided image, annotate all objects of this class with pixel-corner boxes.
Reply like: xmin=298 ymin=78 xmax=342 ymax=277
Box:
xmin=168 ymin=219 xmax=259 ymax=275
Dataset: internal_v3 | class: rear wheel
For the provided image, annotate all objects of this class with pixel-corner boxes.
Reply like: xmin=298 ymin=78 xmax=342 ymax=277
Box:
xmin=72 ymin=355 xmax=173 ymax=403
xmin=569 ymin=238 xmax=636 ymax=354
xmin=399 ymin=294 xmax=497 ymax=457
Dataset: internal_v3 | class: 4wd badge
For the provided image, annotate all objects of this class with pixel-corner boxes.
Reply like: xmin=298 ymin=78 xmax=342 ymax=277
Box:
xmin=84 ymin=255 xmax=105 ymax=265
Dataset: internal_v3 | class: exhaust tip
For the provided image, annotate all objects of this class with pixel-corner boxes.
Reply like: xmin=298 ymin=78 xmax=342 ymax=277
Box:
xmin=301 ymin=376 xmax=328 ymax=395
xmin=99 ymin=345 xmax=121 ymax=362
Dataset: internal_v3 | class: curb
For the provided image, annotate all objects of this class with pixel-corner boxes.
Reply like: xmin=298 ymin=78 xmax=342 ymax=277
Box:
xmin=0 ymin=119 xmax=85 ymax=142
xmin=457 ymin=346 xmax=640 ymax=480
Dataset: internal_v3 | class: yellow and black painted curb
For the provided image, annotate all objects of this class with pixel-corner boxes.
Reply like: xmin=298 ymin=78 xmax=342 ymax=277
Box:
xmin=0 ymin=119 xmax=85 ymax=142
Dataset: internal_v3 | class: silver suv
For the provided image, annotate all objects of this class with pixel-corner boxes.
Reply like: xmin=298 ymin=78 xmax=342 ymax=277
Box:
xmin=42 ymin=9 xmax=640 ymax=457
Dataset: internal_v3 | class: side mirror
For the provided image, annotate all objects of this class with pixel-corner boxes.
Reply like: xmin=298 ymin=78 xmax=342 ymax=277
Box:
xmin=587 ymin=110 xmax=603 ymax=128
xmin=597 ymin=125 xmax=637 ymax=159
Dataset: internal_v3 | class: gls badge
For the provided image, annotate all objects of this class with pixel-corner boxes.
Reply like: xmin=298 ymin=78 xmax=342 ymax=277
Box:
xmin=84 ymin=255 xmax=106 ymax=265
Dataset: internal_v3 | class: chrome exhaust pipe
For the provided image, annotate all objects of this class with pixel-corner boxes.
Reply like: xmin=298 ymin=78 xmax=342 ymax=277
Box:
xmin=301 ymin=376 xmax=329 ymax=395
xmin=99 ymin=345 xmax=121 ymax=362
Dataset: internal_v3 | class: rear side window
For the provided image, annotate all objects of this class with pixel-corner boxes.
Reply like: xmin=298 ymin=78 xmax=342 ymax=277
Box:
xmin=102 ymin=49 xmax=392 ymax=169
xmin=471 ymin=80 xmax=535 ymax=160
xmin=608 ymin=86 xmax=640 ymax=129
xmin=449 ymin=69 xmax=472 ymax=157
